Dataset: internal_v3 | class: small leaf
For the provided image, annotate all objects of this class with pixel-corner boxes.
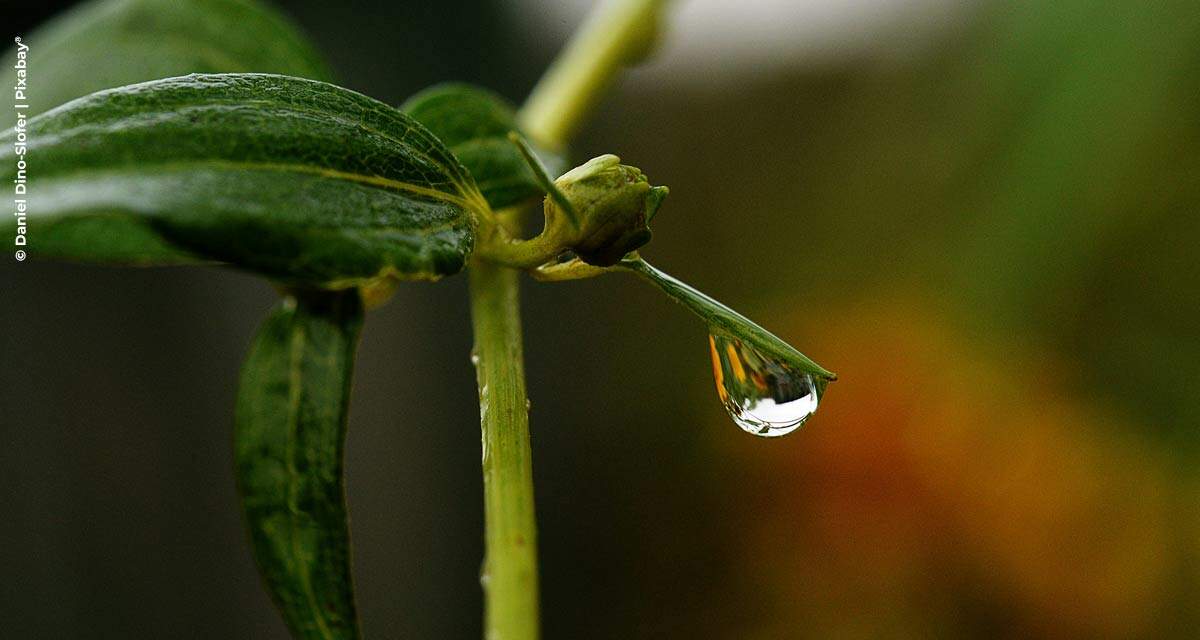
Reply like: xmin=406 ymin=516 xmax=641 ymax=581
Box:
xmin=621 ymin=257 xmax=836 ymax=381
xmin=402 ymin=83 xmax=567 ymax=210
xmin=235 ymin=289 xmax=363 ymax=640
xmin=4 ymin=0 xmax=332 ymax=117
xmin=1 ymin=74 xmax=486 ymax=287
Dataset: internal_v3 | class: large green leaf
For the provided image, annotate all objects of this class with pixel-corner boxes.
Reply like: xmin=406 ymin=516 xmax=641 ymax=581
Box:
xmin=1 ymin=73 xmax=486 ymax=286
xmin=402 ymin=83 xmax=567 ymax=210
xmin=235 ymin=289 xmax=363 ymax=640
xmin=4 ymin=0 xmax=332 ymax=117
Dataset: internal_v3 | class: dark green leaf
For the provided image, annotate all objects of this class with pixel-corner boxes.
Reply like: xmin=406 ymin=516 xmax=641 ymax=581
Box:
xmin=235 ymin=289 xmax=363 ymax=640
xmin=402 ymin=83 xmax=568 ymax=210
xmin=1 ymin=74 xmax=486 ymax=286
xmin=4 ymin=0 xmax=332 ymax=117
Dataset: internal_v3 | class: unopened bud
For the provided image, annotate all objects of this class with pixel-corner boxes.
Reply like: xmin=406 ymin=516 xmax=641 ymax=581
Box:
xmin=549 ymin=155 xmax=668 ymax=266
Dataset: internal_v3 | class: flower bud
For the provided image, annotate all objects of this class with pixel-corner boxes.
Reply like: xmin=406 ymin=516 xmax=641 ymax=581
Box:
xmin=548 ymin=154 xmax=669 ymax=266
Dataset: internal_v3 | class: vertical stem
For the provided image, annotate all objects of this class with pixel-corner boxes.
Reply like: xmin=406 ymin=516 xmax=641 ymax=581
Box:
xmin=469 ymin=263 xmax=539 ymax=640
xmin=469 ymin=2 xmax=670 ymax=639
xmin=520 ymin=0 xmax=671 ymax=148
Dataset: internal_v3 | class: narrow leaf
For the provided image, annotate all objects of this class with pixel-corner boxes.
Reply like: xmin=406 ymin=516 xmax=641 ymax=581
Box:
xmin=4 ymin=0 xmax=332 ymax=117
xmin=621 ymin=258 xmax=836 ymax=380
xmin=235 ymin=289 xmax=363 ymax=640
xmin=401 ymin=83 xmax=567 ymax=210
xmin=1 ymin=74 xmax=486 ymax=286
xmin=508 ymin=131 xmax=579 ymax=228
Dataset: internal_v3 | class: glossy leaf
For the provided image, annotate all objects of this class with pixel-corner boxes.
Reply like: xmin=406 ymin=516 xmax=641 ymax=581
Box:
xmin=402 ymin=83 xmax=567 ymax=210
xmin=4 ymin=0 xmax=332 ymax=117
xmin=0 ymin=74 xmax=486 ymax=286
xmin=235 ymin=289 xmax=363 ymax=640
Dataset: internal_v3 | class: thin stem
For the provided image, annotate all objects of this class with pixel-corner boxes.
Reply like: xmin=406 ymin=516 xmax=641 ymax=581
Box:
xmin=469 ymin=2 xmax=671 ymax=639
xmin=519 ymin=0 xmax=670 ymax=147
xmin=469 ymin=262 xmax=538 ymax=640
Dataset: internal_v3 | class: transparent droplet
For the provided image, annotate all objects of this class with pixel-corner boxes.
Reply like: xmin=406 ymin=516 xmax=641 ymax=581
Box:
xmin=479 ymin=559 xmax=491 ymax=589
xmin=708 ymin=333 xmax=823 ymax=437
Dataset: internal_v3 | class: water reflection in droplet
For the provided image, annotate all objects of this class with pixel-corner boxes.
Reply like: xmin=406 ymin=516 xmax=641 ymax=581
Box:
xmin=708 ymin=333 xmax=822 ymax=437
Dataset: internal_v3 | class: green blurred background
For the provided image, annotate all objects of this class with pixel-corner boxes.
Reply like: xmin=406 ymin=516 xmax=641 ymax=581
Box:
xmin=1 ymin=0 xmax=1198 ymax=637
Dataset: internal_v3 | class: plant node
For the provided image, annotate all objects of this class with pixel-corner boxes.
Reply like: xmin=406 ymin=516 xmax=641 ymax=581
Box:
xmin=476 ymin=154 xmax=668 ymax=269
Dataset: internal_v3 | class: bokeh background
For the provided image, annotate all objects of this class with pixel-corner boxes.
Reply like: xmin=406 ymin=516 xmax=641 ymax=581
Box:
xmin=2 ymin=0 xmax=1198 ymax=637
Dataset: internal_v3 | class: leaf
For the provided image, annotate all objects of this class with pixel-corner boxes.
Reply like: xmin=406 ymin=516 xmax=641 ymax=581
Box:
xmin=621 ymin=258 xmax=836 ymax=381
xmin=1 ymin=74 xmax=486 ymax=287
xmin=401 ymin=83 xmax=568 ymax=210
xmin=235 ymin=289 xmax=363 ymax=640
xmin=4 ymin=0 xmax=332 ymax=117
xmin=533 ymin=254 xmax=835 ymax=379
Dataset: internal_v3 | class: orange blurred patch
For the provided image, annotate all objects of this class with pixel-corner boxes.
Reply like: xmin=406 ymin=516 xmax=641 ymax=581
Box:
xmin=716 ymin=293 xmax=1182 ymax=638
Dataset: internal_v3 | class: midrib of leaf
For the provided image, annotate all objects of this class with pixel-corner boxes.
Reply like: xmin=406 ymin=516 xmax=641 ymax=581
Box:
xmin=285 ymin=320 xmax=336 ymax=640
xmin=204 ymin=99 xmax=479 ymax=202
xmin=39 ymin=160 xmax=481 ymax=214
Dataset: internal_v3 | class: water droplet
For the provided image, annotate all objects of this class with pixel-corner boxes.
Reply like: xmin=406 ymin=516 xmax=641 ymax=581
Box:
xmin=469 ymin=349 xmax=480 ymax=366
xmin=479 ymin=559 xmax=491 ymax=589
xmin=708 ymin=333 xmax=823 ymax=437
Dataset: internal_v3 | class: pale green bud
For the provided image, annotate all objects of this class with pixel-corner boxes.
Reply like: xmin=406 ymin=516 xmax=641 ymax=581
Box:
xmin=549 ymin=154 xmax=669 ymax=266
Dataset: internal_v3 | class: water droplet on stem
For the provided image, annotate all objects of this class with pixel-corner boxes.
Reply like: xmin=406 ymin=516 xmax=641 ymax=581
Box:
xmin=708 ymin=333 xmax=823 ymax=437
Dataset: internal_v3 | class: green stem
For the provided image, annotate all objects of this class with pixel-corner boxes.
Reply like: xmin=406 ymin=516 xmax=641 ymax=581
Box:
xmin=519 ymin=0 xmax=670 ymax=147
xmin=469 ymin=262 xmax=539 ymax=640
xmin=469 ymin=2 xmax=671 ymax=639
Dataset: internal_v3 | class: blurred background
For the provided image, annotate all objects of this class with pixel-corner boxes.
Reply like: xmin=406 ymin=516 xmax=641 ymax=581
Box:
xmin=1 ymin=0 xmax=1198 ymax=637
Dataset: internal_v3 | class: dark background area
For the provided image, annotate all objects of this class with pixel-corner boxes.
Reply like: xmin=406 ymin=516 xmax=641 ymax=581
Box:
xmin=2 ymin=0 xmax=1198 ymax=638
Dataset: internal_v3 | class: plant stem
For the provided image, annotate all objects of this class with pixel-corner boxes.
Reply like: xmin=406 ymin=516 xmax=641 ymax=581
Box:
xmin=520 ymin=0 xmax=670 ymax=147
xmin=469 ymin=2 xmax=670 ymax=639
xmin=469 ymin=262 xmax=538 ymax=640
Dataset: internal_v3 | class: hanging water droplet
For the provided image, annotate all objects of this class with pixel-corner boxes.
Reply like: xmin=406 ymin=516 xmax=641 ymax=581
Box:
xmin=708 ymin=333 xmax=823 ymax=437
